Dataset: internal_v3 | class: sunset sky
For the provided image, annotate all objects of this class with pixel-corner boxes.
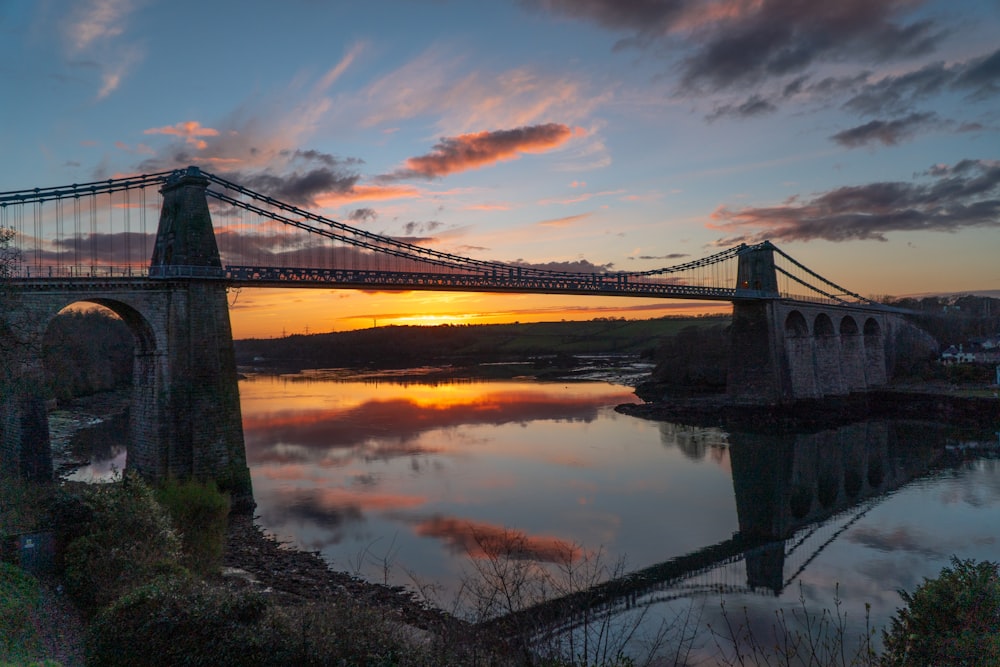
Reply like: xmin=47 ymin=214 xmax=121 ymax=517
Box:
xmin=2 ymin=0 xmax=998 ymax=337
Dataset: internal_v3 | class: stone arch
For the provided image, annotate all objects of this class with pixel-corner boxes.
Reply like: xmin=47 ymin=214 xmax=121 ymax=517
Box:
xmin=785 ymin=310 xmax=809 ymax=337
xmin=789 ymin=484 xmax=812 ymax=520
xmin=843 ymin=467 xmax=863 ymax=498
xmin=817 ymin=472 xmax=839 ymax=508
xmin=79 ymin=298 xmax=158 ymax=354
xmin=38 ymin=297 xmax=160 ymax=478
xmin=867 ymin=453 xmax=885 ymax=488
xmin=839 ymin=316 xmax=859 ymax=336
xmin=863 ymin=318 xmax=881 ymax=337
xmin=814 ymin=313 xmax=834 ymax=336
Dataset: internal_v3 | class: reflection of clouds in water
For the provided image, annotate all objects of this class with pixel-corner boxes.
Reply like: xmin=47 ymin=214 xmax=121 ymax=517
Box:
xmin=846 ymin=526 xmax=943 ymax=558
xmin=937 ymin=460 xmax=1000 ymax=508
xmin=412 ymin=515 xmax=579 ymax=564
xmin=64 ymin=446 xmax=127 ymax=483
xmin=245 ymin=391 xmax=619 ymax=465
xmin=853 ymin=555 xmax=928 ymax=601
xmin=255 ymin=485 xmax=428 ymax=549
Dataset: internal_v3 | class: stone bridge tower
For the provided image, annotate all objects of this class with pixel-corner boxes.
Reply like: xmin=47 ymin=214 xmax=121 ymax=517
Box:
xmin=0 ymin=167 xmax=252 ymax=509
xmin=138 ymin=167 xmax=251 ymax=506
xmin=727 ymin=242 xmax=898 ymax=404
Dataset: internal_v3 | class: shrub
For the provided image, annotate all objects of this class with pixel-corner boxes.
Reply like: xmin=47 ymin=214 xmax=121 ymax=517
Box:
xmin=0 ymin=476 xmax=50 ymax=536
xmin=0 ymin=562 xmax=42 ymax=662
xmin=87 ymin=575 xmax=449 ymax=667
xmin=61 ymin=471 xmax=183 ymax=614
xmin=155 ymin=477 xmax=231 ymax=575
xmin=86 ymin=575 xmax=285 ymax=667
xmin=881 ymin=557 xmax=1000 ymax=666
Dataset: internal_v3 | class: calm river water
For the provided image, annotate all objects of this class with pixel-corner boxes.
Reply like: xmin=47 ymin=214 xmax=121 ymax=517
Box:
xmin=66 ymin=368 xmax=1000 ymax=662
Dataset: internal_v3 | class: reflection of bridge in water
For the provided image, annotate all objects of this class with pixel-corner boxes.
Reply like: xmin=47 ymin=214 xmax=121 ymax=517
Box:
xmin=484 ymin=420 xmax=967 ymax=636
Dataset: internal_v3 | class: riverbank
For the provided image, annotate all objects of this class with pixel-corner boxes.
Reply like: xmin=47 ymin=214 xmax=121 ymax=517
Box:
xmin=618 ymin=385 xmax=1000 ymax=432
xmin=222 ymin=513 xmax=462 ymax=634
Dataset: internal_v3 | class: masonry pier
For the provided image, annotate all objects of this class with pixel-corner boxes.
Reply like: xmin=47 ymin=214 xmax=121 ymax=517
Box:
xmin=0 ymin=168 xmax=252 ymax=508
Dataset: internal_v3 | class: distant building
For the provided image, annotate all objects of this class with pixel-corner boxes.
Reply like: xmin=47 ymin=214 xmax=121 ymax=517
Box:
xmin=940 ymin=345 xmax=975 ymax=365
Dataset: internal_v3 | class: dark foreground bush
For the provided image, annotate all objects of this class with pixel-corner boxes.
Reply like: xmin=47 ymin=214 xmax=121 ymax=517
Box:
xmin=87 ymin=574 xmax=483 ymax=666
xmin=155 ymin=476 xmax=230 ymax=575
xmin=61 ymin=471 xmax=184 ymax=614
xmin=0 ymin=562 xmax=42 ymax=662
xmin=881 ymin=557 xmax=1000 ymax=666
xmin=87 ymin=575 xmax=282 ymax=666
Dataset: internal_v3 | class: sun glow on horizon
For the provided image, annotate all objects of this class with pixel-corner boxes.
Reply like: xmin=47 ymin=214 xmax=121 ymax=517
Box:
xmin=228 ymin=289 xmax=733 ymax=339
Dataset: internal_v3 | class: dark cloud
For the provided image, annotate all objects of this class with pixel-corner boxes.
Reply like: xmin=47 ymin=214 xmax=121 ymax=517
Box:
xmin=222 ymin=166 xmax=359 ymax=207
xmin=706 ymin=94 xmax=777 ymax=121
xmin=286 ymin=149 xmax=361 ymax=169
xmin=401 ymin=220 xmax=443 ymax=236
xmin=628 ymin=253 xmax=688 ymax=261
xmin=511 ymin=258 xmax=615 ymax=273
xmin=523 ymin=0 xmax=945 ymax=91
xmin=710 ymin=159 xmax=1000 ymax=244
xmin=845 ymin=61 xmax=952 ymax=116
xmin=384 ymin=124 xmax=579 ymax=180
xmin=957 ymin=122 xmax=985 ymax=133
xmin=952 ymin=46 xmax=1000 ymax=100
xmin=31 ymin=231 xmax=155 ymax=269
xmin=844 ymin=48 xmax=1000 ymax=116
xmin=830 ymin=112 xmax=941 ymax=147
xmin=133 ymin=133 xmax=367 ymax=208
xmin=519 ymin=0 xmax=686 ymax=35
xmin=348 ymin=207 xmax=377 ymax=223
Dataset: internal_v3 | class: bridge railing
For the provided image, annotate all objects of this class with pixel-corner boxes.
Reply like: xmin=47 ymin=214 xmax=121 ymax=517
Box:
xmin=14 ymin=265 xmax=150 ymax=279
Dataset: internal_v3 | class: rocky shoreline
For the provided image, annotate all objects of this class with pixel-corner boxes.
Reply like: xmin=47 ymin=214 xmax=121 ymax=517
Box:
xmin=222 ymin=513 xmax=464 ymax=634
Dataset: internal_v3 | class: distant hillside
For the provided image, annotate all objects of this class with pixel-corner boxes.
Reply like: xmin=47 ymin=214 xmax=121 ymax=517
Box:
xmin=234 ymin=315 xmax=730 ymax=371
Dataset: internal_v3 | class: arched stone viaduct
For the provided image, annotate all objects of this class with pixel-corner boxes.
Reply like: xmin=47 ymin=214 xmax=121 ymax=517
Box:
xmin=727 ymin=242 xmax=909 ymax=405
xmin=727 ymin=299 xmax=898 ymax=405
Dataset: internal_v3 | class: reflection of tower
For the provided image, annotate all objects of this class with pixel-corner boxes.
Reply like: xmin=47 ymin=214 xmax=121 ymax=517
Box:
xmin=745 ymin=542 xmax=786 ymax=594
xmin=729 ymin=433 xmax=794 ymax=593
xmin=729 ymin=421 xmax=944 ymax=595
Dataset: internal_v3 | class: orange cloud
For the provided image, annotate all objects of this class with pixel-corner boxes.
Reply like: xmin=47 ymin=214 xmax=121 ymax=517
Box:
xmin=399 ymin=124 xmax=584 ymax=179
xmin=144 ymin=120 xmax=220 ymax=150
xmin=537 ymin=213 xmax=591 ymax=228
xmin=315 ymin=184 xmax=421 ymax=206
xmin=538 ymin=189 xmax=626 ymax=206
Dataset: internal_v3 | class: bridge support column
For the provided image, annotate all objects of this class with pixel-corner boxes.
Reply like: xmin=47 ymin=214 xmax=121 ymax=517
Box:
xmin=131 ymin=280 xmax=252 ymax=509
xmin=0 ymin=357 xmax=52 ymax=482
xmin=728 ymin=301 xmax=789 ymax=404
xmin=728 ymin=242 xmax=790 ymax=404
xmin=134 ymin=167 xmax=253 ymax=510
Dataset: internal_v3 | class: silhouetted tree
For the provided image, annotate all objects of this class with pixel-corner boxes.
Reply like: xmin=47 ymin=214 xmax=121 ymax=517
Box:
xmin=43 ymin=310 xmax=133 ymax=400
xmin=647 ymin=324 xmax=729 ymax=392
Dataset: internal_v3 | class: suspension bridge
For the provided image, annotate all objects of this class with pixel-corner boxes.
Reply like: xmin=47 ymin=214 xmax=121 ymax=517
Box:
xmin=2 ymin=166 xmax=878 ymax=304
xmin=0 ymin=166 xmax=921 ymax=500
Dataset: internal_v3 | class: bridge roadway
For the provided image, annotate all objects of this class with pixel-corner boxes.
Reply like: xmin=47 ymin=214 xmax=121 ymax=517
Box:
xmin=14 ymin=266 xmax=741 ymax=300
